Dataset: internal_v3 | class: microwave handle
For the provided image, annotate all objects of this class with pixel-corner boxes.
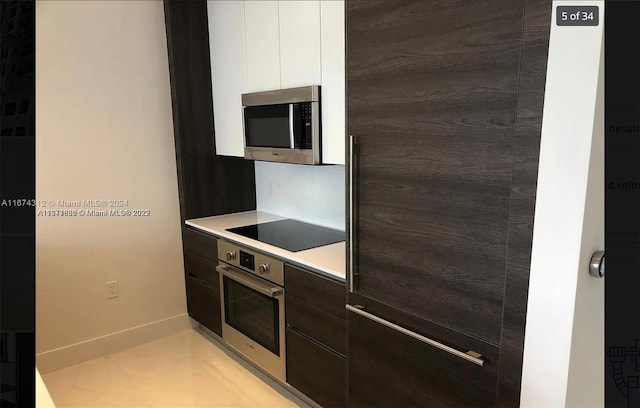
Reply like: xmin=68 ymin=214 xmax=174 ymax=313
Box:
xmin=289 ymin=104 xmax=295 ymax=148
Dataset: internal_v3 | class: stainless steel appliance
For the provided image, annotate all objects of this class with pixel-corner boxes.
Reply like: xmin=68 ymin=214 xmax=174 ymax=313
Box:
xmin=242 ymin=85 xmax=321 ymax=165
xmin=217 ymin=240 xmax=286 ymax=382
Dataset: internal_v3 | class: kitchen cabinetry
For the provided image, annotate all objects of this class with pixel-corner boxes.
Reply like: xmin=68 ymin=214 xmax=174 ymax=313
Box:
xmin=164 ymin=1 xmax=256 ymax=336
xmin=278 ymin=1 xmax=321 ymax=89
xmin=208 ymin=0 xmax=247 ymax=157
xmin=346 ymin=0 xmax=551 ymax=406
xmin=287 ymin=329 xmax=345 ymax=408
xmin=185 ymin=275 xmax=220 ymax=335
xmin=164 ymin=0 xmax=256 ymax=221
xmin=244 ymin=0 xmax=323 ymax=91
xmin=183 ymin=228 xmax=221 ymax=336
xmin=285 ymin=264 xmax=346 ymax=407
xmin=208 ymin=0 xmax=345 ymax=164
xmin=348 ymin=307 xmax=499 ymax=407
xmin=319 ymin=0 xmax=345 ymax=165
xmin=244 ymin=1 xmax=281 ymax=92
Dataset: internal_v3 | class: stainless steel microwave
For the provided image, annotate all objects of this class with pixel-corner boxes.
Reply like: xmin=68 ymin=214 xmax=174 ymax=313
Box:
xmin=241 ymin=85 xmax=320 ymax=165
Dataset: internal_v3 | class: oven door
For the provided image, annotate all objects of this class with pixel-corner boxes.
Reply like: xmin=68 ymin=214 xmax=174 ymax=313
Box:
xmin=217 ymin=264 xmax=286 ymax=382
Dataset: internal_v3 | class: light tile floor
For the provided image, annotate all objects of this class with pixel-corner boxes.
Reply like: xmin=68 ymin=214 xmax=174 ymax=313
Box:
xmin=42 ymin=329 xmax=310 ymax=408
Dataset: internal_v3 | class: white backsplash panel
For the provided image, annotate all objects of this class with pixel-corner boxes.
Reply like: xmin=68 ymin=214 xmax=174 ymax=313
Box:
xmin=255 ymin=161 xmax=345 ymax=231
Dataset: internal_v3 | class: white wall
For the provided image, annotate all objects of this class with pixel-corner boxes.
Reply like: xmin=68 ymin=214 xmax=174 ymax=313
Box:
xmin=521 ymin=2 xmax=604 ymax=405
xmin=255 ymin=162 xmax=345 ymax=230
xmin=36 ymin=1 xmax=189 ymax=372
xmin=564 ymin=35 xmax=604 ymax=405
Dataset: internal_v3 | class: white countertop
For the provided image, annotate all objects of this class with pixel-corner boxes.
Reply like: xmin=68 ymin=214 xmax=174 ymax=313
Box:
xmin=185 ymin=211 xmax=346 ymax=281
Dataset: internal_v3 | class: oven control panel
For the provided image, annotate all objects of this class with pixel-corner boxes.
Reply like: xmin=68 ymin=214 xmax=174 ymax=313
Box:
xmin=239 ymin=250 xmax=254 ymax=270
xmin=218 ymin=239 xmax=284 ymax=286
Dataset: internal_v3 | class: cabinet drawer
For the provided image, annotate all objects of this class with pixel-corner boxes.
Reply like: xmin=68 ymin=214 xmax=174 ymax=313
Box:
xmin=183 ymin=227 xmax=218 ymax=261
xmin=184 ymin=251 xmax=219 ymax=288
xmin=287 ymin=328 xmax=346 ymax=408
xmin=285 ymin=264 xmax=345 ymax=318
xmin=286 ymin=295 xmax=345 ymax=355
xmin=347 ymin=308 xmax=498 ymax=407
xmin=186 ymin=276 xmax=221 ymax=337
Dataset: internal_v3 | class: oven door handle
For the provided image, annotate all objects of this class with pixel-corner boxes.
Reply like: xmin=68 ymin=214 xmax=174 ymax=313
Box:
xmin=217 ymin=265 xmax=283 ymax=298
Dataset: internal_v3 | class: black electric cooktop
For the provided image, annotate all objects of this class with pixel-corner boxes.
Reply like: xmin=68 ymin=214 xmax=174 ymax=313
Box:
xmin=226 ymin=219 xmax=345 ymax=252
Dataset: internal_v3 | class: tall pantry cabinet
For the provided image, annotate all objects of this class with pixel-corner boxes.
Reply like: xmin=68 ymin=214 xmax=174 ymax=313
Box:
xmin=345 ymin=1 xmax=552 ymax=406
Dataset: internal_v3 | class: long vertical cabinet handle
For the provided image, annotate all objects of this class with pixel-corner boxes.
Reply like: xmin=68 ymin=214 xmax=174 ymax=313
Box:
xmin=349 ymin=134 xmax=356 ymax=293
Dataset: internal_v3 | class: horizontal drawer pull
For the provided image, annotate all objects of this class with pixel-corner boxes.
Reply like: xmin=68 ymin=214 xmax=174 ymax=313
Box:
xmin=346 ymin=304 xmax=485 ymax=367
xmin=286 ymin=324 xmax=346 ymax=359
xmin=188 ymin=274 xmax=217 ymax=290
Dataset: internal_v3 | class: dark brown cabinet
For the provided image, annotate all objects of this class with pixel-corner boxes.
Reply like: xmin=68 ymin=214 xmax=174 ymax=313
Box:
xmin=184 ymin=251 xmax=218 ymax=288
xmin=286 ymin=264 xmax=346 ymax=354
xmin=285 ymin=264 xmax=346 ymax=407
xmin=185 ymin=275 xmax=221 ymax=336
xmin=163 ymin=1 xmax=256 ymax=223
xmin=286 ymin=295 xmax=345 ymax=356
xmin=164 ymin=2 xmax=256 ymax=339
xmin=183 ymin=227 xmax=221 ymax=336
xmin=348 ymin=309 xmax=499 ymax=408
xmin=287 ymin=328 xmax=346 ymax=408
xmin=349 ymin=0 xmax=523 ymax=345
xmin=183 ymin=227 xmax=218 ymax=262
xmin=346 ymin=0 xmax=551 ymax=406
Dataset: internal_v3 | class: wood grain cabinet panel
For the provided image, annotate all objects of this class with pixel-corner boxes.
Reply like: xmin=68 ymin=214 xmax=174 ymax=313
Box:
xmin=348 ymin=0 xmax=524 ymax=345
xmin=285 ymin=264 xmax=346 ymax=354
xmin=183 ymin=227 xmax=218 ymax=262
xmin=287 ymin=328 xmax=346 ymax=408
xmin=164 ymin=1 xmax=256 ymax=340
xmin=184 ymin=251 xmax=219 ymax=289
xmin=284 ymin=264 xmax=346 ymax=405
xmin=347 ymin=309 xmax=498 ymax=408
xmin=496 ymin=1 xmax=552 ymax=405
xmin=346 ymin=0 xmax=551 ymax=405
xmin=285 ymin=264 xmax=345 ymax=318
xmin=185 ymin=276 xmax=222 ymax=336
xmin=286 ymin=295 xmax=346 ymax=355
xmin=163 ymin=1 xmax=256 ymax=222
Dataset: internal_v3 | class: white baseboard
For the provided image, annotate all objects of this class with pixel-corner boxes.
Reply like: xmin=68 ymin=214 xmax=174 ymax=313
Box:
xmin=36 ymin=314 xmax=191 ymax=374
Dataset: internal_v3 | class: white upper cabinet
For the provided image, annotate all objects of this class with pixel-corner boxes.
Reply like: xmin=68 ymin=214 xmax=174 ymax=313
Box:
xmin=278 ymin=1 xmax=321 ymax=89
xmin=320 ymin=0 xmax=345 ymax=165
xmin=244 ymin=1 xmax=281 ymax=92
xmin=208 ymin=0 xmax=246 ymax=157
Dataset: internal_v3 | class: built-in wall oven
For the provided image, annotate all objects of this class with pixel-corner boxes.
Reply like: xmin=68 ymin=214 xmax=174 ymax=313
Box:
xmin=216 ymin=240 xmax=286 ymax=382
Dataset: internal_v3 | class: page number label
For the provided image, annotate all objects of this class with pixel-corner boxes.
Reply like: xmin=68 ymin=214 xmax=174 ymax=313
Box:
xmin=557 ymin=6 xmax=599 ymax=26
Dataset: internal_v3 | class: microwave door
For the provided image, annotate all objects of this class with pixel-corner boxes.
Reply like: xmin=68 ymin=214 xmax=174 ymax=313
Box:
xmin=244 ymin=104 xmax=290 ymax=149
xmin=242 ymin=100 xmax=317 ymax=165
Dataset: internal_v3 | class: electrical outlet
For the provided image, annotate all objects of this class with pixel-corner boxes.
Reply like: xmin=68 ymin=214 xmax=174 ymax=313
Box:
xmin=106 ymin=280 xmax=119 ymax=299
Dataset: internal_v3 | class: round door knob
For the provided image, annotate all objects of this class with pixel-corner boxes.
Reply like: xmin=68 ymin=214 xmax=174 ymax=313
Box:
xmin=259 ymin=264 xmax=270 ymax=275
xmin=225 ymin=251 xmax=236 ymax=261
xmin=590 ymin=251 xmax=605 ymax=278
